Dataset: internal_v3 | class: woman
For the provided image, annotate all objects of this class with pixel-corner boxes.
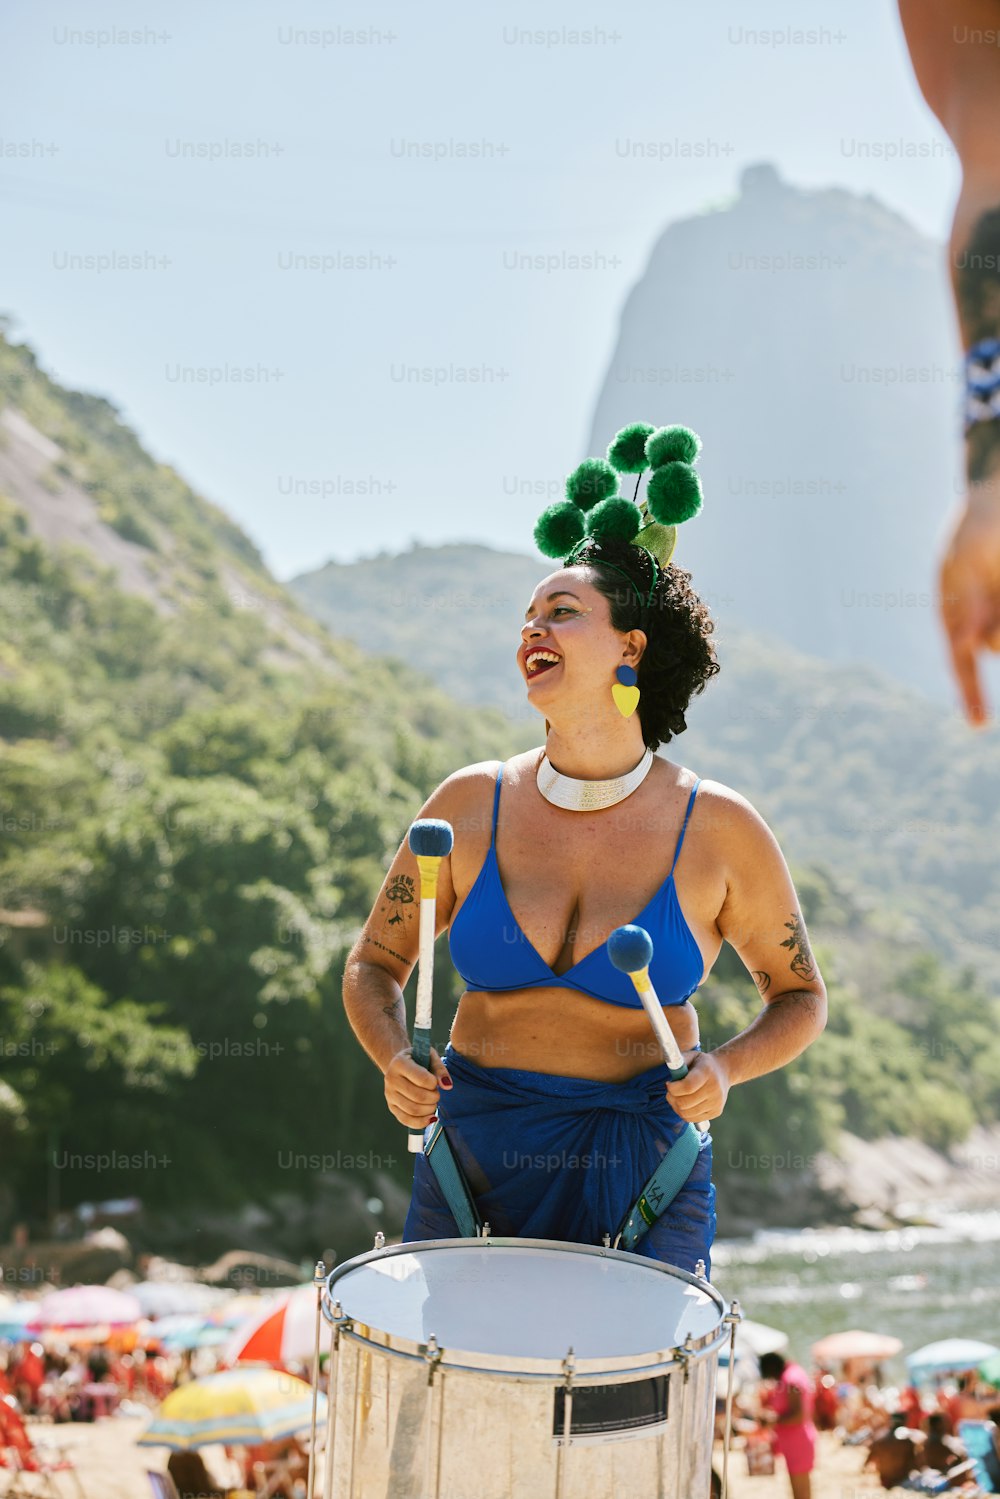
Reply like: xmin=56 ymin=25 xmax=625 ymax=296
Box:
xmin=759 ymin=1350 xmax=818 ymax=1499
xmin=343 ymin=423 xmax=827 ymax=1273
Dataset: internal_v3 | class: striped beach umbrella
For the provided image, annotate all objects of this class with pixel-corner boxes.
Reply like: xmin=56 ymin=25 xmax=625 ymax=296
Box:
xmin=137 ymin=1367 xmax=324 ymax=1450
xmin=225 ymin=1284 xmax=316 ymax=1366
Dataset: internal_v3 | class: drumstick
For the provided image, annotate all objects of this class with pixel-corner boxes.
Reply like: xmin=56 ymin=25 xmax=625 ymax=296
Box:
xmin=406 ymin=818 xmax=454 ymax=1154
xmin=607 ymin=923 xmax=709 ymax=1133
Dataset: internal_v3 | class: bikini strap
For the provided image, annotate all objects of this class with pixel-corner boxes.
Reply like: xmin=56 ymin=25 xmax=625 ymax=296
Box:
xmin=668 ymin=775 xmax=701 ymax=876
xmin=489 ymin=760 xmax=504 ymax=846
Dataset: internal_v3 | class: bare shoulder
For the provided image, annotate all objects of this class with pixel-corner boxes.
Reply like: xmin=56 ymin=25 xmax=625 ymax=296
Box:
xmin=417 ymin=758 xmax=506 ymax=827
xmin=690 ymin=777 xmax=783 ymax=862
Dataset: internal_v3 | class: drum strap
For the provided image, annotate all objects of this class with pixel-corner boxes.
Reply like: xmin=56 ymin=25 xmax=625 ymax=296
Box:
xmin=424 ymin=1120 xmax=484 ymax=1238
xmin=613 ymin=1122 xmax=701 ymax=1252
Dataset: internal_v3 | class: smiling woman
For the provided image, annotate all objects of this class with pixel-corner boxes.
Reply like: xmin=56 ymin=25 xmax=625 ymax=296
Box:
xmin=342 ymin=421 xmax=827 ymax=1275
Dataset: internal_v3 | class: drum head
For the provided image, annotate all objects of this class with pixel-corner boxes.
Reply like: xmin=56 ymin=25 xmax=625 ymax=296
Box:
xmin=327 ymin=1239 xmax=721 ymax=1366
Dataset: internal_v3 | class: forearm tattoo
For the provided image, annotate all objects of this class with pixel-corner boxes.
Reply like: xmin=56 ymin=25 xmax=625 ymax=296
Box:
xmin=955 ymin=203 xmax=1000 ymax=482
xmin=779 ymin=911 xmax=817 ymax=982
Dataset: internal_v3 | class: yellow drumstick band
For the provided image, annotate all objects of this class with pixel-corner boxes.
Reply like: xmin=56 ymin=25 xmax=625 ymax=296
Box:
xmin=629 ymin=967 xmax=653 ymax=994
xmin=414 ymin=853 xmax=443 ymax=898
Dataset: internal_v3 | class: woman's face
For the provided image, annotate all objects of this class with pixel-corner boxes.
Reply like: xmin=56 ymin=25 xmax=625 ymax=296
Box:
xmin=517 ymin=565 xmax=645 ymax=712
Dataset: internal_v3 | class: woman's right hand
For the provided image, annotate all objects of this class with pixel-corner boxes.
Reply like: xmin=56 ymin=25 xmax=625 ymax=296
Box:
xmin=384 ymin=1046 xmax=453 ymax=1130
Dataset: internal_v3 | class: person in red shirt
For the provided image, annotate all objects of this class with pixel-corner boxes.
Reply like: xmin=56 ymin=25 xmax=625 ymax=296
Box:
xmin=900 ymin=1384 xmax=924 ymax=1433
xmin=812 ymin=1367 xmax=839 ymax=1432
xmin=9 ymin=1343 xmax=45 ymax=1414
xmin=759 ymin=1351 xmax=818 ymax=1499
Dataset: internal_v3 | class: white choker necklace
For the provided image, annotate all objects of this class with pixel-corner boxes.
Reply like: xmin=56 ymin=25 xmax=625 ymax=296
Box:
xmin=536 ymin=746 xmax=654 ymax=811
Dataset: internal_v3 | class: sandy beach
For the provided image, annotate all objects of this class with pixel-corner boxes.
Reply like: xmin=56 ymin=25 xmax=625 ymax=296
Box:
xmin=33 ymin=1417 xmax=900 ymax=1498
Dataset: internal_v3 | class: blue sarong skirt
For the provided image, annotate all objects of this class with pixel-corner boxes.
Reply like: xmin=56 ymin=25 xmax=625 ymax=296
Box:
xmin=402 ymin=1044 xmax=717 ymax=1276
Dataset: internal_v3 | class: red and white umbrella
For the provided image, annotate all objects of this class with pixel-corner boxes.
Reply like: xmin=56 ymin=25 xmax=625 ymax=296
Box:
xmin=29 ymin=1285 xmax=142 ymax=1330
xmin=225 ymin=1284 xmax=317 ymax=1366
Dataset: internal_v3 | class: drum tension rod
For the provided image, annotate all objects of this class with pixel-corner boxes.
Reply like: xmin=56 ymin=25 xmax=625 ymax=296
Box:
xmin=721 ymin=1298 xmax=743 ymax=1499
xmin=422 ymin=1334 xmax=444 ymax=1386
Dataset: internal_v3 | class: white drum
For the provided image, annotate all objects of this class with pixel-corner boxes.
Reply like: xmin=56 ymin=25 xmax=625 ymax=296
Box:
xmin=313 ymin=1237 xmax=735 ymax=1499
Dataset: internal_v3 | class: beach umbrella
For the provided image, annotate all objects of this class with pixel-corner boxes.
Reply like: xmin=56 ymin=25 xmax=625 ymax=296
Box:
xmin=718 ymin=1318 xmax=790 ymax=1365
xmin=0 ymin=1300 xmax=37 ymax=1341
xmin=225 ymin=1284 xmax=316 ymax=1366
xmin=137 ymin=1367 xmax=325 ymax=1450
xmin=148 ymin=1315 xmax=231 ymax=1352
xmin=132 ymin=1282 xmax=220 ymax=1319
xmin=811 ymin=1330 xmax=903 ymax=1364
xmin=206 ymin=1292 xmax=277 ymax=1329
xmin=907 ymin=1338 xmax=1000 ymax=1382
xmin=978 ymin=1352 xmax=1000 ymax=1387
xmin=29 ymin=1285 xmax=141 ymax=1330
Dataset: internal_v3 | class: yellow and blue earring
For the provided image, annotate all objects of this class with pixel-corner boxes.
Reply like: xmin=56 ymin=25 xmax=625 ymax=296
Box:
xmin=611 ymin=664 xmax=640 ymax=718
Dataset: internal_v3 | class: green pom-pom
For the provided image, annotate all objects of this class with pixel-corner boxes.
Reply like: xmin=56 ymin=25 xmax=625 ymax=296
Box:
xmin=646 ymin=462 xmax=703 ymax=525
xmin=645 ymin=425 xmax=702 ymax=469
xmin=534 ymin=501 xmax=586 ymax=558
xmin=565 ymin=458 xmax=618 ymax=511
xmin=585 ymin=496 xmax=642 ymax=544
xmin=607 ymin=422 xmax=655 ymax=474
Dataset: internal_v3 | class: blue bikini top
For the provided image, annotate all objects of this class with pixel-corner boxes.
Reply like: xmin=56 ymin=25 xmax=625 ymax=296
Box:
xmin=448 ymin=760 xmax=704 ymax=1008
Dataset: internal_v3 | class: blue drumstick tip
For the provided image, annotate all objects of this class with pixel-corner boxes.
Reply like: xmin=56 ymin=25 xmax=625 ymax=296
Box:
xmin=607 ymin=923 xmax=654 ymax=973
xmin=408 ymin=819 xmax=454 ymax=857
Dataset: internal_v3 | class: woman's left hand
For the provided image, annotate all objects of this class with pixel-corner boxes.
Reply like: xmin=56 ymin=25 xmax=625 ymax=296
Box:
xmin=665 ymin=1049 xmax=731 ymax=1122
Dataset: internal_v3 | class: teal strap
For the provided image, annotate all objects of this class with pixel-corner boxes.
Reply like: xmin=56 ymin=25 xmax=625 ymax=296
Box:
xmin=613 ymin=1123 xmax=701 ymax=1252
xmin=423 ymin=1120 xmax=483 ymax=1239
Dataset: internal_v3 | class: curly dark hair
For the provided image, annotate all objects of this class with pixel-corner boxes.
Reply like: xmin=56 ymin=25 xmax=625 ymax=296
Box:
xmin=567 ymin=535 xmax=720 ymax=750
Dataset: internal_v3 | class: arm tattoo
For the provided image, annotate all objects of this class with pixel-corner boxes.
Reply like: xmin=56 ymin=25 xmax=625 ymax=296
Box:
xmin=752 ymin=970 xmax=772 ymax=995
xmin=384 ymin=872 xmax=415 ymax=927
xmin=382 ymin=996 xmax=405 ymax=1021
xmin=365 ymin=935 xmax=408 ymax=964
xmin=767 ymin=988 xmax=822 ymax=1020
xmin=779 ymin=912 xmax=817 ymax=982
xmin=367 ymin=873 xmax=417 ymax=958
xmin=955 ymin=203 xmax=1000 ymax=483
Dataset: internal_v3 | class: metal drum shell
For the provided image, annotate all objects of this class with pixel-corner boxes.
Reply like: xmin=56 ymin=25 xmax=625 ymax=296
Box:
xmin=318 ymin=1238 xmax=727 ymax=1499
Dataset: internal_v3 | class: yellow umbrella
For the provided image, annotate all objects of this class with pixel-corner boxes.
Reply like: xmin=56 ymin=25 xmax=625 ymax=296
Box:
xmin=137 ymin=1367 xmax=325 ymax=1450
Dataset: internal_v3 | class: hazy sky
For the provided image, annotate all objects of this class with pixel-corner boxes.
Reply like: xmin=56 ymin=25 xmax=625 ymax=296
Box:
xmin=2 ymin=0 xmax=960 ymax=580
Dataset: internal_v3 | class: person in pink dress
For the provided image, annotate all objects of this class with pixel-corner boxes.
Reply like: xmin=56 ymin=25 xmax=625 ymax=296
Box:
xmin=759 ymin=1351 xmax=818 ymax=1499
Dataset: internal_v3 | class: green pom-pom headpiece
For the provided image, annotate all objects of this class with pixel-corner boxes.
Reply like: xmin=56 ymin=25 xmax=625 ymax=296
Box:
xmin=646 ymin=462 xmax=703 ymax=525
xmin=532 ymin=418 xmax=704 ymax=604
xmin=645 ymin=425 xmax=701 ymax=468
xmin=585 ymin=495 xmax=642 ymax=544
xmin=534 ymin=500 xmax=585 ymax=558
xmin=607 ymin=422 xmax=655 ymax=474
xmin=565 ymin=458 xmax=618 ymax=511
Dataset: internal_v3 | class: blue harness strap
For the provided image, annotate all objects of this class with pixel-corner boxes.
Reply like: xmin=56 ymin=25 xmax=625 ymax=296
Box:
xmin=423 ymin=1119 xmax=483 ymax=1238
xmin=613 ymin=1122 xmax=702 ymax=1252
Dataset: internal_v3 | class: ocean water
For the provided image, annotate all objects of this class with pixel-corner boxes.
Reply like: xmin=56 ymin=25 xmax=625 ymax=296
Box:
xmin=711 ymin=1211 xmax=1000 ymax=1384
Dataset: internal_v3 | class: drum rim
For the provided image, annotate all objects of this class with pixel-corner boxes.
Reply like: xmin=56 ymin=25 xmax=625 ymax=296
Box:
xmin=319 ymin=1236 xmax=727 ymax=1380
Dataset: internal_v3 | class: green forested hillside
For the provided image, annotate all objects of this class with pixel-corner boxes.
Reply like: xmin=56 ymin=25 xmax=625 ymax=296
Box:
xmin=1 ymin=332 xmax=998 ymax=1256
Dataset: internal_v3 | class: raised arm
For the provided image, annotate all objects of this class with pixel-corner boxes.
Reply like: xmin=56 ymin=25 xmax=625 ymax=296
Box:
xmin=666 ymin=787 xmax=827 ymax=1122
xmin=897 ymin=0 xmax=1000 ymax=724
xmin=341 ymin=765 xmax=481 ymax=1129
